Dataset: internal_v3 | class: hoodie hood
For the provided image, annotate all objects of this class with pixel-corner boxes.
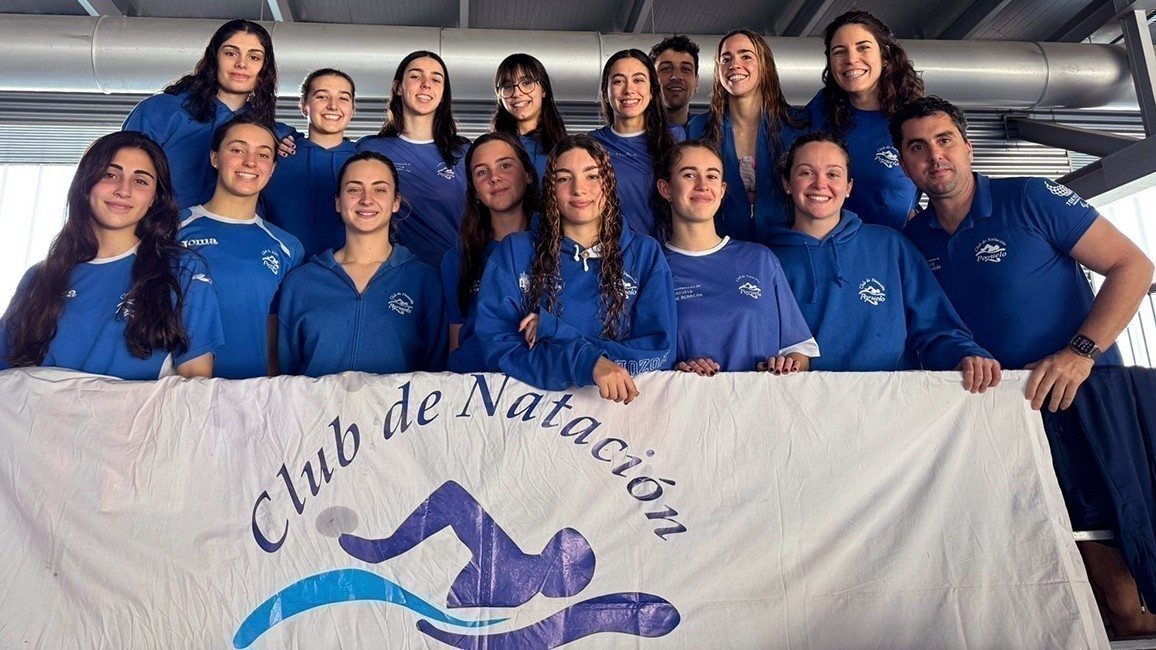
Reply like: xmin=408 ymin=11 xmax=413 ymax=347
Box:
xmin=765 ymin=210 xmax=862 ymax=303
xmin=560 ymin=225 xmax=637 ymax=273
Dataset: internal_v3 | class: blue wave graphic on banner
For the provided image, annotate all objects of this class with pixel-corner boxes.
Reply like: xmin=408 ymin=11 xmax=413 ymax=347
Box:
xmin=417 ymin=592 xmax=681 ymax=648
xmin=232 ymin=568 xmax=508 ymax=648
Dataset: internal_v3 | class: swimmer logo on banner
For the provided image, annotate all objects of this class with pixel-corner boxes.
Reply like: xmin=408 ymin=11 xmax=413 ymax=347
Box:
xmin=0 ymin=369 xmax=1108 ymax=648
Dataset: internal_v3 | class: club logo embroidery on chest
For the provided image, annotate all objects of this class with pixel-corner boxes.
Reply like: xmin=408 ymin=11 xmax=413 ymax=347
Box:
xmin=388 ymin=292 xmax=414 ymax=315
xmin=875 ymin=146 xmax=901 ymax=169
xmin=858 ymin=278 xmax=887 ymax=306
xmin=261 ymin=249 xmax=281 ymax=275
xmin=974 ymin=238 xmax=1008 ymax=263
xmin=736 ymin=274 xmax=762 ymax=300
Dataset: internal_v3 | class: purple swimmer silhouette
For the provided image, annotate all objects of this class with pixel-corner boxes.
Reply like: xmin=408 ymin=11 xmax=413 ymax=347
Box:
xmin=339 ymin=480 xmax=596 ymax=608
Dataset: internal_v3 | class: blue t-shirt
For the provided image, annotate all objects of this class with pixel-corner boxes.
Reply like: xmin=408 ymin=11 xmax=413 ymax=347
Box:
xmin=588 ymin=126 xmax=665 ymax=240
xmin=277 ymin=246 xmax=447 ymax=377
xmin=260 ymin=136 xmax=357 ymax=259
xmin=474 ymin=228 xmax=677 ymax=390
xmin=767 ymin=211 xmax=990 ymax=371
xmin=903 ymin=174 xmax=1116 ymax=369
xmin=805 ymin=89 xmax=919 ymax=231
xmin=441 ymin=240 xmax=499 ymax=373
xmin=123 ymin=91 xmax=245 ymax=209
xmin=0 ymin=247 xmax=224 ymax=379
xmin=687 ymin=108 xmax=807 ymax=242
xmin=354 ymin=135 xmax=469 ymax=267
xmin=664 ymin=237 xmax=818 ymax=371
xmin=179 ymin=205 xmax=304 ymax=379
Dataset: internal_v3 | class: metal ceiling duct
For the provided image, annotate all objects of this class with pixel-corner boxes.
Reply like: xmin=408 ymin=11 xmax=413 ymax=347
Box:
xmin=0 ymin=14 xmax=1138 ymax=110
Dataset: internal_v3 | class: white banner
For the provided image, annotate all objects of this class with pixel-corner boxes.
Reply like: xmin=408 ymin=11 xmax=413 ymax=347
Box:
xmin=0 ymin=368 xmax=1106 ymax=648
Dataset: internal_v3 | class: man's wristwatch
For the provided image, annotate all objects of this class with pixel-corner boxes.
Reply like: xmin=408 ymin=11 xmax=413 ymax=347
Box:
xmin=1068 ymin=333 xmax=1102 ymax=361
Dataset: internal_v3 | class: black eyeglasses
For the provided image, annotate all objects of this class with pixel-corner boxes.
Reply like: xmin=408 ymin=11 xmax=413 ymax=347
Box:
xmin=496 ymin=78 xmax=539 ymax=98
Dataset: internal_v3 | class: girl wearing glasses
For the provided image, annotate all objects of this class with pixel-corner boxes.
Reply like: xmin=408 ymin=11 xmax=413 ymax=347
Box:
xmin=590 ymin=49 xmax=680 ymax=241
xmin=357 ymin=51 xmax=470 ymax=267
xmin=492 ymin=53 xmax=568 ymax=180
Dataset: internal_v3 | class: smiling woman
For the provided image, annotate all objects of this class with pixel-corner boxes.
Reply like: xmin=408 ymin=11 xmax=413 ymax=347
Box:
xmin=805 ymin=10 xmax=925 ymax=231
xmin=688 ymin=30 xmax=808 ymax=242
xmin=492 ymin=54 xmax=568 ymax=179
xmin=0 ymin=131 xmax=223 ymax=379
xmin=177 ymin=114 xmax=304 ymax=379
xmin=123 ymin=20 xmax=279 ymax=209
xmin=259 ymin=69 xmax=359 ymax=259
xmin=356 ymin=51 xmax=471 ymax=267
xmin=589 ymin=49 xmax=680 ymax=241
xmin=276 ymin=151 xmax=447 ymax=377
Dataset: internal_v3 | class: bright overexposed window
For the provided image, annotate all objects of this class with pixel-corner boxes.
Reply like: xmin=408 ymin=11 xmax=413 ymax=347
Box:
xmin=1092 ymin=185 xmax=1156 ymax=367
xmin=0 ymin=165 xmax=75 ymax=309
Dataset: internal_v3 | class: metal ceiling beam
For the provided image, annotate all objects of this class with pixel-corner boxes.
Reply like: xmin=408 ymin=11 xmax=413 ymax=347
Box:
xmin=75 ymin=0 xmax=121 ymax=16
xmin=625 ymin=0 xmax=654 ymax=33
xmin=1007 ymin=116 xmax=1139 ymax=156
xmin=937 ymin=0 xmax=1014 ymax=40
xmin=459 ymin=0 xmax=469 ymax=29
xmin=265 ymin=0 xmax=294 ymax=22
xmin=1059 ymin=135 xmax=1156 ymax=203
xmin=1118 ymin=3 xmax=1156 ymax=134
xmin=783 ymin=0 xmax=838 ymax=37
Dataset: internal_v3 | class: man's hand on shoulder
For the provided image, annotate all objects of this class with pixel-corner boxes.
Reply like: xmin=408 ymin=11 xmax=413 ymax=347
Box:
xmin=1024 ymin=347 xmax=1095 ymax=412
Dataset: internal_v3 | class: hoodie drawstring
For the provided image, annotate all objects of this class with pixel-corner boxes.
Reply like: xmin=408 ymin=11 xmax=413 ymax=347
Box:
xmin=572 ymin=242 xmax=603 ymax=273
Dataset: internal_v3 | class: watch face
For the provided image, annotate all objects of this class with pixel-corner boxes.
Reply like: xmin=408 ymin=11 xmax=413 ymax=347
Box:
xmin=1070 ymin=334 xmax=1097 ymax=356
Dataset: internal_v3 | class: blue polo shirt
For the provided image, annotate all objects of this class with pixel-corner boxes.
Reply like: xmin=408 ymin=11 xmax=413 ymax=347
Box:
xmin=903 ymin=173 xmax=1118 ymax=369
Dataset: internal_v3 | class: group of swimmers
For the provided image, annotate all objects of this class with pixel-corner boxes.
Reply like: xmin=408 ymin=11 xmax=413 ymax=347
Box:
xmin=0 ymin=11 xmax=1010 ymax=400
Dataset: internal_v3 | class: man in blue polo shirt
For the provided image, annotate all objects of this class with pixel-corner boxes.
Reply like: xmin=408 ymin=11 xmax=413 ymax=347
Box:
xmin=892 ymin=95 xmax=1155 ymax=636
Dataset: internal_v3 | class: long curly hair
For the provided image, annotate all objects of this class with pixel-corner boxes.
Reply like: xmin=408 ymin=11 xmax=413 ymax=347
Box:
xmin=491 ymin=54 xmax=568 ymax=157
xmin=530 ymin=135 xmax=628 ymax=341
xmin=164 ymin=20 xmax=278 ymax=125
xmin=457 ymin=132 xmax=540 ymax=317
xmin=702 ymin=29 xmax=805 ymax=150
xmin=821 ymin=10 xmax=924 ymax=131
xmin=378 ymin=50 xmax=469 ymax=168
xmin=4 ymin=131 xmax=190 ymax=366
xmin=599 ymin=49 xmax=677 ymax=176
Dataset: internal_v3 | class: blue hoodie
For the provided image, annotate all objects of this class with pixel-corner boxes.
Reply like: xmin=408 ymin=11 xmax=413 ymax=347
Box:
xmin=474 ymin=228 xmax=677 ymax=391
xmin=765 ymin=211 xmax=991 ymax=371
xmin=687 ymin=108 xmax=807 ymax=242
xmin=277 ymin=246 xmax=447 ymax=377
xmin=260 ymin=137 xmax=357 ymax=259
xmin=519 ymin=133 xmax=551 ymax=181
xmin=588 ymin=126 xmax=665 ymax=239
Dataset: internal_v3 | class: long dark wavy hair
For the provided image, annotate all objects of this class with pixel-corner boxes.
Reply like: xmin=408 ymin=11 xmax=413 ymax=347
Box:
xmin=821 ymin=10 xmax=924 ymax=131
xmin=3 ymin=131 xmax=190 ymax=366
xmin=492 ymin=54 xmax=568 ymax=156
xmin=654 ymin=139 xmax=725 ymax=240
xmin=164 ymin=20 xmax=278 ymax=125
xmin=702 ymin=29 xmax=805 ymax=149
xmin=599 ymin=49 xmax=677 ymax=176
xmin=377 ymin=51 xmax=469 ymax=168
xmin=458 ymin=132 xmax=540 ymax=317
xmin=530 ymin=135 xmax=628 ymax=341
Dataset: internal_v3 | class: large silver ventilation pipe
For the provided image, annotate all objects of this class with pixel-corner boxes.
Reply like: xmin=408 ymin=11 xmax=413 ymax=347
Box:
xmin=0 ymin=14 xmax=1138 ymax=110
